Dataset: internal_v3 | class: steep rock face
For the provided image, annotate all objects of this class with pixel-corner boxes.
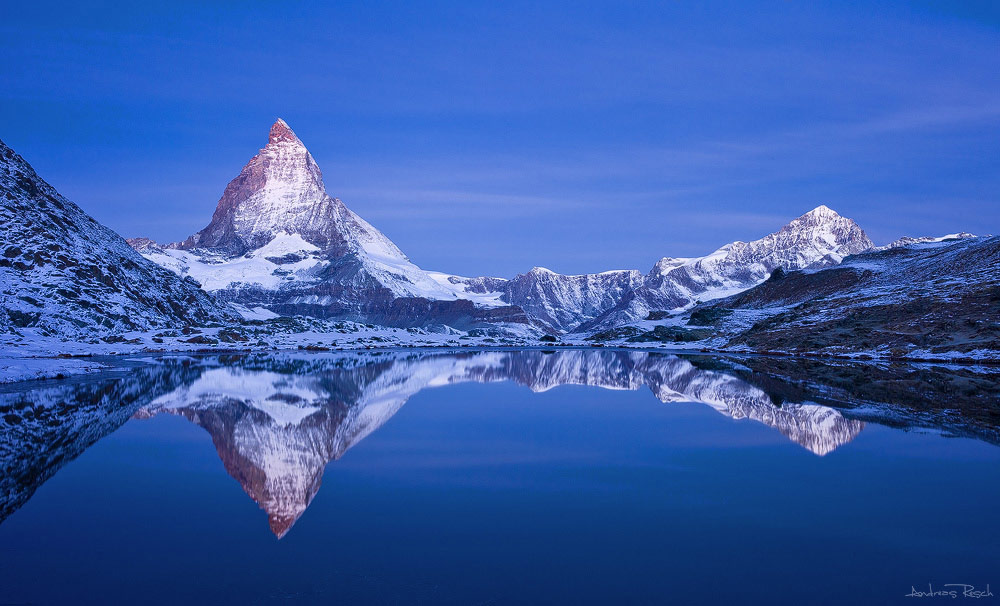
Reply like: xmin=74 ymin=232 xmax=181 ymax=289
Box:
xmin=499 ymin=268 xmax=643 ymax=333
xmin=133 ymin=121 xmax=529 ymax=331
xmin=0 ymin=139 xmax=233 ymax=336
xmin=580 ymin=206 xmax=873 ymax=331
xmin=424 ymin=268 xmax=645 ymax=334
xmin=177 ymin=120 xmax=408 ymax=260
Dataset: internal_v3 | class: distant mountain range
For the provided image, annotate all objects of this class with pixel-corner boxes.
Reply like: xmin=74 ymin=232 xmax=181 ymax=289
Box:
xmin=1 ymin=120 xmax=995 ymax=360
xmin=125 ymin=120 xmax=878 ymax=333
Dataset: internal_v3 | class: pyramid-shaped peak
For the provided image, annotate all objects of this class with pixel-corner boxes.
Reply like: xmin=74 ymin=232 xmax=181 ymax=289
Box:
xmin=268 ymin=118 xmax=301 ymax=145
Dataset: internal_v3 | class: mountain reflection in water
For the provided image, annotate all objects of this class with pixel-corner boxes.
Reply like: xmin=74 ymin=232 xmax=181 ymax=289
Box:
xmin=2 ymin=349 xmax=997 ymax=537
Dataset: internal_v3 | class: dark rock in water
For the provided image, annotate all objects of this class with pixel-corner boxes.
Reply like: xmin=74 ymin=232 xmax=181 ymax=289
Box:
xmin=184 ymin=335 xmax=219 ymax=345
xmin=585 ymin=326 xmax=642 ymax=342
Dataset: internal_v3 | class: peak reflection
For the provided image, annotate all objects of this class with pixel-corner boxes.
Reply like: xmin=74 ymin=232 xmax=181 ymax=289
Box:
xmin=6 ymin=350 xmax=996 ymax=536
xmin=134 ymin=350 xmax=863 ymax=536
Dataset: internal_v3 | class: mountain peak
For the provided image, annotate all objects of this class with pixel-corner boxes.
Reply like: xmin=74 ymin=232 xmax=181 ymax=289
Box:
xmin=268 ymin=118 xmax=300 ymax=145
xmin=801 ymin=204 xmax=840 ymax=220
xmin=780 ymin=205 xmax=871 ymax=251
xmin=529 ymin=266 xmax=556 ymax=275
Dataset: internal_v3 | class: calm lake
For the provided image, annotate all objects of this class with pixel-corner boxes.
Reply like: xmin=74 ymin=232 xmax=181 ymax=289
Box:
xmin=1 ymin=349 xmax=998 ymax=605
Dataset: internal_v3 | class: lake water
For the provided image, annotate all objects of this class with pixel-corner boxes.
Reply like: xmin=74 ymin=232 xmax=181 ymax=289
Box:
xmin=1 ymin=349 xmax=997 ymax=605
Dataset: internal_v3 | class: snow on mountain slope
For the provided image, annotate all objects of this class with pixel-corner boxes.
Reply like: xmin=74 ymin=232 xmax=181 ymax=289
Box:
xmin=133 ymin=232 xmax=327 ymax=292
xmin=153 ymin=119 xmax=454 ymax=300
xmin=126 ymin=119 xmax=877 ymax=335
xmin=705 ymin=234 xmax=1000 ymax=357
xmin=0 ymin=139 xmax=234 ymax=337
xmin=425 ymin=272 xmax=509 ymax=307
xmin=132 ymin=120 xmax=530 ymax=330
xmin=878 ymin=232 xmax=977 ymax=250
xmin=580 ymin=205 xmax=873 ymax=331
xmin=499 ymin=267 xmax=644 ymax=333
xmin=422 ymin=267 xmax=645 ymax=334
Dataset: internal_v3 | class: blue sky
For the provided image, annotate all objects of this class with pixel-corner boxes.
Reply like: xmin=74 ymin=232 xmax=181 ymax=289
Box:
xmin=2 ymin=1 xmax=998 ymax=277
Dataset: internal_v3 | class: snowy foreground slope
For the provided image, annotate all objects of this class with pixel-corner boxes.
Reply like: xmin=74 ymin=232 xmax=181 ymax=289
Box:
xmin=0 ymin=139 xmax=233 ymax=339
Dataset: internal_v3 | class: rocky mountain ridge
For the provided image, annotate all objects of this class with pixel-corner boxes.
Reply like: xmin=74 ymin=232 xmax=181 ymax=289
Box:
xmin=701 ymin=234 xmax=1000 ymax=357
xmin=0 ymin=139 xmax=234 ymax=338
xmin=128 ymin=120 xmax=879 ymax=336
xmin=129 ymin=120 xmax=531 ymax=331
xmin=578 ymin=205 xmax=874 ymax=331
xmin=3 ymin=122 xmax=990 ymax=355
xmin=412 ymin=206 xmax=874 ymax=334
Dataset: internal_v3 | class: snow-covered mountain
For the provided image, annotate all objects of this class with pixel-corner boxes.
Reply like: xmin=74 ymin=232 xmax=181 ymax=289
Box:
xmin=579 ymin=205 xmax=873 ymax=331
xmin=0 ymin=139 xmax=233 ymax=337
xmin=131 ymin=120 xmax=529 ymax=331
xmin=878 ymin=232 xmax=977 ymax=250
xmin=7 ymin=118 xmax=990 ymax=347
xmin=498 ymin=268 xmax=643 ymax=333
xmin=441 ymin=206 xmax=873 ymax=334
xmin=703 ymin=233 xmax=1000 ymax=357
xmin=420 ymin=268 xmax=644 ymax=333
xmin=127 ymin=120 xmax=878 ymax=335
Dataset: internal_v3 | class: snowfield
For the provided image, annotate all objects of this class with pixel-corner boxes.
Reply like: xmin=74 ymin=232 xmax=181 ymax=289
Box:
xmin=0 ymin=357 xmax=109 ymax=384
